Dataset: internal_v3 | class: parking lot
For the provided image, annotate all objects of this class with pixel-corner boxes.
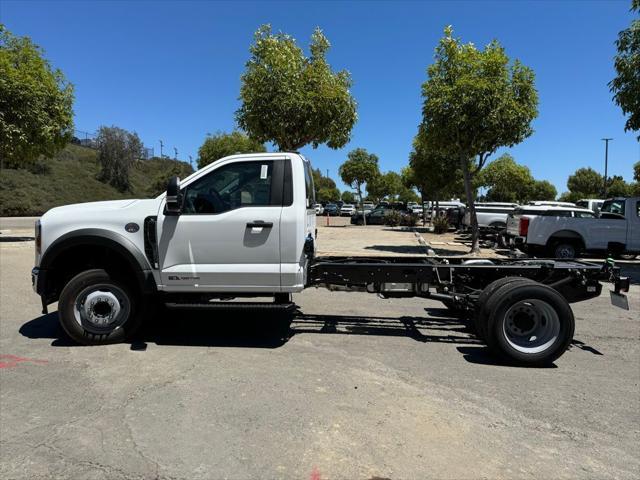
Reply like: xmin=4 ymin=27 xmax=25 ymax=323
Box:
xmin=1 ymin=221 xmax=639 ymax=479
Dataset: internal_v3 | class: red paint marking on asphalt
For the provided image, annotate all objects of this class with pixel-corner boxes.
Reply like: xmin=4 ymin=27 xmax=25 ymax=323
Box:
xmin=310 ymin=466 xmax=321 ymax=480
xmin=0 ymin=354 xmax=48 ymax=369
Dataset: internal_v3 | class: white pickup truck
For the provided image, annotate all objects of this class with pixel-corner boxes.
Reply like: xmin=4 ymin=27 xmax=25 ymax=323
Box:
xmin=508 ymin=197 xmax=640 ymax=259
xmin=31 ymin=153 xmax=629 ymax=366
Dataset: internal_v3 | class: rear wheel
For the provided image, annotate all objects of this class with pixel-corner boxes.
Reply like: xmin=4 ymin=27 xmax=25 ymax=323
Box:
xmin=551 ymin=241 xmax=578 ymax=259
xmin=474 ymin=277 xmax=536 ymax=340
xmin=58 ymin=269 xmax=144 ymax=345
xmin=485 ymin=282 xmax=574 ymax=366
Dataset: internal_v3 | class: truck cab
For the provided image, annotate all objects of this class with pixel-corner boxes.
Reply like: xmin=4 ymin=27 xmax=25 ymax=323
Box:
xmin=33 ymin=153 xmax=316 ymax=344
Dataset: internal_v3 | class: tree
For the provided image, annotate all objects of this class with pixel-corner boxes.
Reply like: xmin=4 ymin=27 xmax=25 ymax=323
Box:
xmin=341 ymin=191 xmax=355 ymax=203
xmin=633 ymin=161 xmax=640 ymax=195
xmin=236 ymin=25 xmax=357 ymax=151
xmin=420 ymin=26 xmax=538 ymax=252
xmin=0 ymin=25 xmax=74 ymax=168
xmin=408 ymin=130 xmax=465 ymax=220
xmin=606 ymin=175 xmax=631 ymax=197
xmin=339 ymin=148 xmax=380 ymax=225
xmin=312 ymin=168 xmax=340 ymax=202
xmin=148 ymin=160 xmax=194 ymax=197
xmin=610 ymin=1 xmax=640 ymax=138
xmin=96 ymin=126 xmax=144 ymax=192
xmin=566 ymin=167 xmax=603 ymax=198
xmin=478 ymin=154 xmax=534 ymax=203
xmin=529 ymin=180 xmax=557 ymax=201
xmin=367 ymin=171 xmax=403 ymax=203
xmin=198 ymin=131 xmax=265 ymax=168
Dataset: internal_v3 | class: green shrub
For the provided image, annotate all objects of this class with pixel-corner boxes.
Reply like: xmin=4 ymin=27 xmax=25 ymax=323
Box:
xmin=401 ymin=213 xmax=419 ymax=227
xmin=432 ymin=215 xmax=450 ymax=234
xmin=384 ymin=209 xmax=402 ymax=227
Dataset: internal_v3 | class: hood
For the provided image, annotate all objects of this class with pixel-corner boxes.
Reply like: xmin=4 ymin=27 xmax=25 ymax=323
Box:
xmin=45 ymin=199 xmax=140 ymax=215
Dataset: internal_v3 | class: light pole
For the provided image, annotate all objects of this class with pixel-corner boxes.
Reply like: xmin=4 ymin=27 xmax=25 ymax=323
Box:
xmin=602 ymin=138 xmax=613 ymax=197
xmin=159 ymin=140 xmax=164 ymax=158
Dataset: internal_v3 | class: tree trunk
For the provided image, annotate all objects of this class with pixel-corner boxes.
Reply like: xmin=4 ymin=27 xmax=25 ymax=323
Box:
xmin=460 ymin=156 xmax=480 ymax=254
xmin=357 ymin=182 xmax=366 ymax=226
xmin=420 ymin=190 xmax=426 ymax=226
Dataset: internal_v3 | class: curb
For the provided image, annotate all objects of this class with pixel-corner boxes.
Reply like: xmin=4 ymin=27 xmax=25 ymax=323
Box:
xmin=413 ymin=230 xmax=436 ymax=256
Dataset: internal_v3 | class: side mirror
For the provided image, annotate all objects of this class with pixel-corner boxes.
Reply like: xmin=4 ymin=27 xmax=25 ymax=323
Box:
xmin=166 ymin=176 xmax=182 ymax=215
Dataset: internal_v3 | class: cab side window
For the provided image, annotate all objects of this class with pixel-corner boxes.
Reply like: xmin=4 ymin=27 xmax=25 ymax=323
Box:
xmin=303 ymin=161 xmax=315 ymax=208
xmin=182 ymin=161 xmax=273 ymax=214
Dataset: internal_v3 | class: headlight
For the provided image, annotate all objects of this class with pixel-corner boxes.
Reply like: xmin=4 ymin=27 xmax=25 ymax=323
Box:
xmin=35 ymin=220 xmax=42 ymax=256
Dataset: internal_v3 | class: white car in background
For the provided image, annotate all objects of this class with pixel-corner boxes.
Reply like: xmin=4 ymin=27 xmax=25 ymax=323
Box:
xmin=340 ymin=204 xmax=356 ymax=216
xmin=362 ymin=202 xmax=375 ymax=213
xmin=576 ymin=198 xmax=605 ymax=213
xmin=528 ymin=201 xmax=576 ymax=207
xmin=462 ymin=202 xmax=518 ymax=230
xmin=314 ymin=203 xmax=324 ymax=215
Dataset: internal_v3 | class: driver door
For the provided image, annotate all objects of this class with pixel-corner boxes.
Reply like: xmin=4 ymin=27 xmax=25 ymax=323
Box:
xmin=156 ymin=157 xmax=284 ymax=292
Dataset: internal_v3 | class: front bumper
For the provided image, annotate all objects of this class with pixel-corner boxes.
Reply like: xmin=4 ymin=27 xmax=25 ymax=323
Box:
xmin=31 ymin=267 xmax=49 ymax=314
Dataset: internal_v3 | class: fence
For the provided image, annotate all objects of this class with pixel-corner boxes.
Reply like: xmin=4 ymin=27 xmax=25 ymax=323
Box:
xmin=72 ymin=129 xmax=155 ymax=160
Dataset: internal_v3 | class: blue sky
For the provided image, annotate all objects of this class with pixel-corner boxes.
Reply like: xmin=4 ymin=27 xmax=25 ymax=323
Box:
xmin=3 ymin=0 xmax=638 ymax=195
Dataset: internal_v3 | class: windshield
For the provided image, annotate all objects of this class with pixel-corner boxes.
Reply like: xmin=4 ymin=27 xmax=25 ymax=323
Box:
xmin=600 ymin=199 xmax=626 ymax=216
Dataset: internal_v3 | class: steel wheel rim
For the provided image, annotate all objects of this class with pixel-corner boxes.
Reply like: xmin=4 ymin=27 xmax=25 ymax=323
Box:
xmin=73 ymin=283 xmax=130 ymax=334
xmin=502 ymin=299 xmax=560 ymax=354
xmin=555 ymin=244 xmax=575 ymax=258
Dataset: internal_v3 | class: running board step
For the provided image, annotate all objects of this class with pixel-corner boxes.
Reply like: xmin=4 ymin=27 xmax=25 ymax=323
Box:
xmin=165 ymin=302 xmax=296 ymax=310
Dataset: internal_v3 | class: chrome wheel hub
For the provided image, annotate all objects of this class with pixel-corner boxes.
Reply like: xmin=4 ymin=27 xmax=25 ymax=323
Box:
xmin=74 ymin=285 xmax=130 ymax=333
xmin=503 ymin=299 xmax=560 ymax=354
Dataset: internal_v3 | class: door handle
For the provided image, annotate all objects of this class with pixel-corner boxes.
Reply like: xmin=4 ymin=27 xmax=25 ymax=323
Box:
xmin=246 ymin=221 xmax=273 ymax=228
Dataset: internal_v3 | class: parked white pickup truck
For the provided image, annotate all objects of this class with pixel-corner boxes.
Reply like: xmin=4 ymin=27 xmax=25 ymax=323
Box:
xmin=31 ymin=153 xmax=630 ymax=366
xmin=462 ymin=202 xmax=519 ymax=230
xmin=508 ymin=197 xmax=640 ymax=259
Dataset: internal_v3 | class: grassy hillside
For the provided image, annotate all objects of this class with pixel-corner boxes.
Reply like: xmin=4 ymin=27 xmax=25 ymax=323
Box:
xmin=0 ymin=145 xmax=193 ymax=216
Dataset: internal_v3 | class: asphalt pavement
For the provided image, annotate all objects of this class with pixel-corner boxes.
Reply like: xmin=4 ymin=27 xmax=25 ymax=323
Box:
xmin=1 ymin=235 xmax=639 ymax=479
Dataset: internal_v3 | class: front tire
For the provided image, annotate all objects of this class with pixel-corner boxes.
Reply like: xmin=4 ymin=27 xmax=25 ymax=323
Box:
xmin=58 ymin=269 xmax=144 ymax=345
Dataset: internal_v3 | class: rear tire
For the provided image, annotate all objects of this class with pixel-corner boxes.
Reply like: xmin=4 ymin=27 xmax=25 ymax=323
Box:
xmin=551 ymin=241 xmax=578 ymax=259
xmin=58 ymin=269 xmax=144 ymax=345
xmin=474 ymin=277 xmax=536 ymax=340
xmin=485 ymin=283 xmax=574 ymax=366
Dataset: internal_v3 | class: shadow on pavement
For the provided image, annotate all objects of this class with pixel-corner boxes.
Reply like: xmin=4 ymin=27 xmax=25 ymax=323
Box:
xmin=19 ymin=307 xmax=602 ymax=367
xmin=364 ymin=244 xmax=428 ymax=254
xmin=19 ymin=307 xmax=481 ymax=351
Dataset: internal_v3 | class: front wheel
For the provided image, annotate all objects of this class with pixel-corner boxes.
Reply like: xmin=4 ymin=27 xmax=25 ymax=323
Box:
xmin=58 ymin=269 xmax=145 ymax=345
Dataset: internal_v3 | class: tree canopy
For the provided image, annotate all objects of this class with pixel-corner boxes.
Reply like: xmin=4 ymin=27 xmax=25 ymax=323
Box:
xmin=408 ymin=129 xmax=464 ymax=204
xmin=366 ymin=171 xmax=402 ymax=203
xmin=419 ymin=26 xmax=538 ymax=251
xmin=236 ymin=25 xmax=357 ymax=151
xmin=0 ymin=24 xmax=74 ymax=168
xmin=610 ymin=1 xmax=640 ymax=138
xmin=339 ymin=148 xmax=379 ymax=223
xmin=566 ymin=167 xmax=603 ymax=199
xmin=478 ymin=154 xmax=534 ymax=203
xmin=96 ymin=126 xmax=144 ymax=192
xmin=341 ymin=191 xmax=355 ymax=203
xmin=197 ymin=131 xmax=265 ymax=169
xmin=529 ymin=180 xmax=557 ymax=201
xmin=312 ymin=168 xmax=340 ymax=202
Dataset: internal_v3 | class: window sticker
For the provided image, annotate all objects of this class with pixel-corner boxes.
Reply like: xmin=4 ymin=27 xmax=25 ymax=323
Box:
xmin=260 ymin=164 xmax=268 ymax=179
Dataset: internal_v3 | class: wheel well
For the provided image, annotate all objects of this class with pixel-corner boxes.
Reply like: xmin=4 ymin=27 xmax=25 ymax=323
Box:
xmin=546 ymin=231 xmax=585 ymax=249
xmin=44 ymin=244 xmax=142 ymax=303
